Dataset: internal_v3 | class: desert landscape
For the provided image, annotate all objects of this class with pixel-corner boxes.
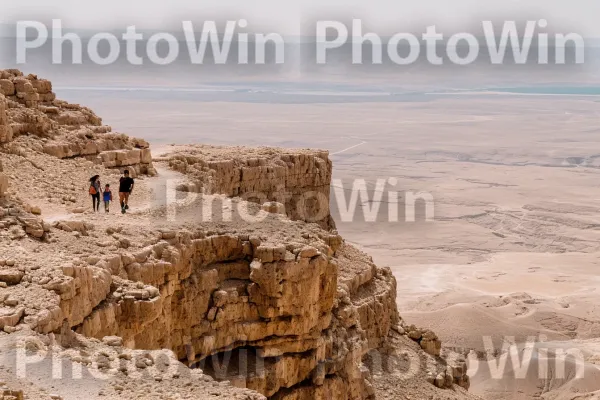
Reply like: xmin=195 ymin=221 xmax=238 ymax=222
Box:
xmin=0 ymin=70 xmax=478 ymax=399
xmin=0 ymin=66 xmax=599 ymax=400
xmin=68 ymin=87 xmax=600 ymax=399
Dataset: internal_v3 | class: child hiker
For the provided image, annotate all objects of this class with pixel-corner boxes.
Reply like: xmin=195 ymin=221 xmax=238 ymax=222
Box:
xmin=103 ymin=184 xmax=113 ymax=213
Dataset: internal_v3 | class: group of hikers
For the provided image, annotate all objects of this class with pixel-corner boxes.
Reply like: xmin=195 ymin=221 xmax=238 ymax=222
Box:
xmin=89 ymin=169 xmax=135 ymax=214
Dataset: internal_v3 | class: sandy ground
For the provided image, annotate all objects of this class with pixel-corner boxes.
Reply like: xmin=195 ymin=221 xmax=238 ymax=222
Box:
xmin=51 ymin=91 xmax=600 ymax=399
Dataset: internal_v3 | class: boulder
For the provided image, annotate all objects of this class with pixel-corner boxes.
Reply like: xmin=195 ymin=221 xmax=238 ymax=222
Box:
xmin=0 ymin=269 xmax=24 ymax=285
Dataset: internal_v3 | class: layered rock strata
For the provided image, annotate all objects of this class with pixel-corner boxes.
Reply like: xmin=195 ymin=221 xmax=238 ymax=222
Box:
xmin=45 ymin=219 xmax=401 ymax=398
xmin=163 ymin=145 xmax=334 ymax=229
xmin=0 ymin=69 xmax=155 ymax=177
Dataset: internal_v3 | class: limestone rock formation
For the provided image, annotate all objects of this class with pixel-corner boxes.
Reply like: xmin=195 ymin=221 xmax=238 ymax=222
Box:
xmin=163 ymin=145 xmax=334 ymax=229
xmin=65 ymin=229 xmax=399 ymax=398
xmin=0 ymin=69 xmax=155 ymax=177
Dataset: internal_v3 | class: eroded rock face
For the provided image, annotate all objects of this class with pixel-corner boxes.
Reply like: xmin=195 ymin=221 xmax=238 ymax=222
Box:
xmin=1 ymin=211 xmax=405 ymax=399
xmin=61 ymin=229 xmax=394 ymax=398
xmin=165 ymin=145 xmax=335 ymax=229
xmin=0 ymin=70 xmax=155 ymax=177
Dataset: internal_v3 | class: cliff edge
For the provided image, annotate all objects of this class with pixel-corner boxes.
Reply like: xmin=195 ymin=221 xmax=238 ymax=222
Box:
xmin=0 ymin=70 xmax=477 ymax=400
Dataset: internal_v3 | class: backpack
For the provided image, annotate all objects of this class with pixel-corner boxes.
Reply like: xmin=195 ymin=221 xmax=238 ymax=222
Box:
xmin=89 ymin=185 xmax=97 ymax=195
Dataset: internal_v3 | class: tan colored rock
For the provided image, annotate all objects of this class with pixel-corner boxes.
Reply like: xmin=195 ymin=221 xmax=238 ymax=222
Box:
xmin=17 ymin=215 xmax=45 ymax=238
xmin=0 ymin=79 xmax=15 ymax=96
xmin=420 ymin=330 xmax=442 ymax=357
xmin=102 ymin=335 xmax=123 ymax=347
xmin=0 ymin=95 xmax=13 ymax=143
xmin=0 ymin=173 xmax=7 ymax=197
xmin=0 ymin=269 xmax=24 ymax=285
xmin=166 ymin=145 xmax=335 ymax=229
xmin=28 ymin=76 xmax=52 ymax=95
xmin=65 ymin=233 xmax=404 ymax=399
xmin=261 ymin=201 xmax=286 ymax=215
xmin=0 ymin=69 xmax=155 ymax=178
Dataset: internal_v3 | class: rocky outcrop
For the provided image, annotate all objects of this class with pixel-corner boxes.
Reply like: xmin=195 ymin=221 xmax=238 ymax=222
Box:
xmin=0 ymin=190 xmax=412 ymax=399
xmin=51 ymin=228 xmax=395 ymax=398
xmin=164 ymin=145 xmax=334 ymax=229
xmin=43 ymin=134 xmax=155 ymax=177
xmin=0 ymin=203 xmax=405 ymax=398
xmin=0 ymin=198 xmax=48 ymax=242
xmin=0 ymin=70 xmax=155 ymax=177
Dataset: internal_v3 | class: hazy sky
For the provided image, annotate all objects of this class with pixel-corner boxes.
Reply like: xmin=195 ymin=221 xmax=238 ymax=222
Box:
xmin=2 ymin=0 xmax=599 ymax=36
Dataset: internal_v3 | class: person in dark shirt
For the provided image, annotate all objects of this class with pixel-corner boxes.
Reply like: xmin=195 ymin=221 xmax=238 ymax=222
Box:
xmin=118 ymin=169 xmax=135 ymax=214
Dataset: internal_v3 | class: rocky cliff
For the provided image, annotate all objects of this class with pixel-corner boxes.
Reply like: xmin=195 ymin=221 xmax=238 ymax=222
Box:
xmin=162 ymin=145 xmax=335 ymax=229
xmin=0 ymin=70 xmax=476 ymax=400
xmin=0 ymin=69 xmax=155 ymax=178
